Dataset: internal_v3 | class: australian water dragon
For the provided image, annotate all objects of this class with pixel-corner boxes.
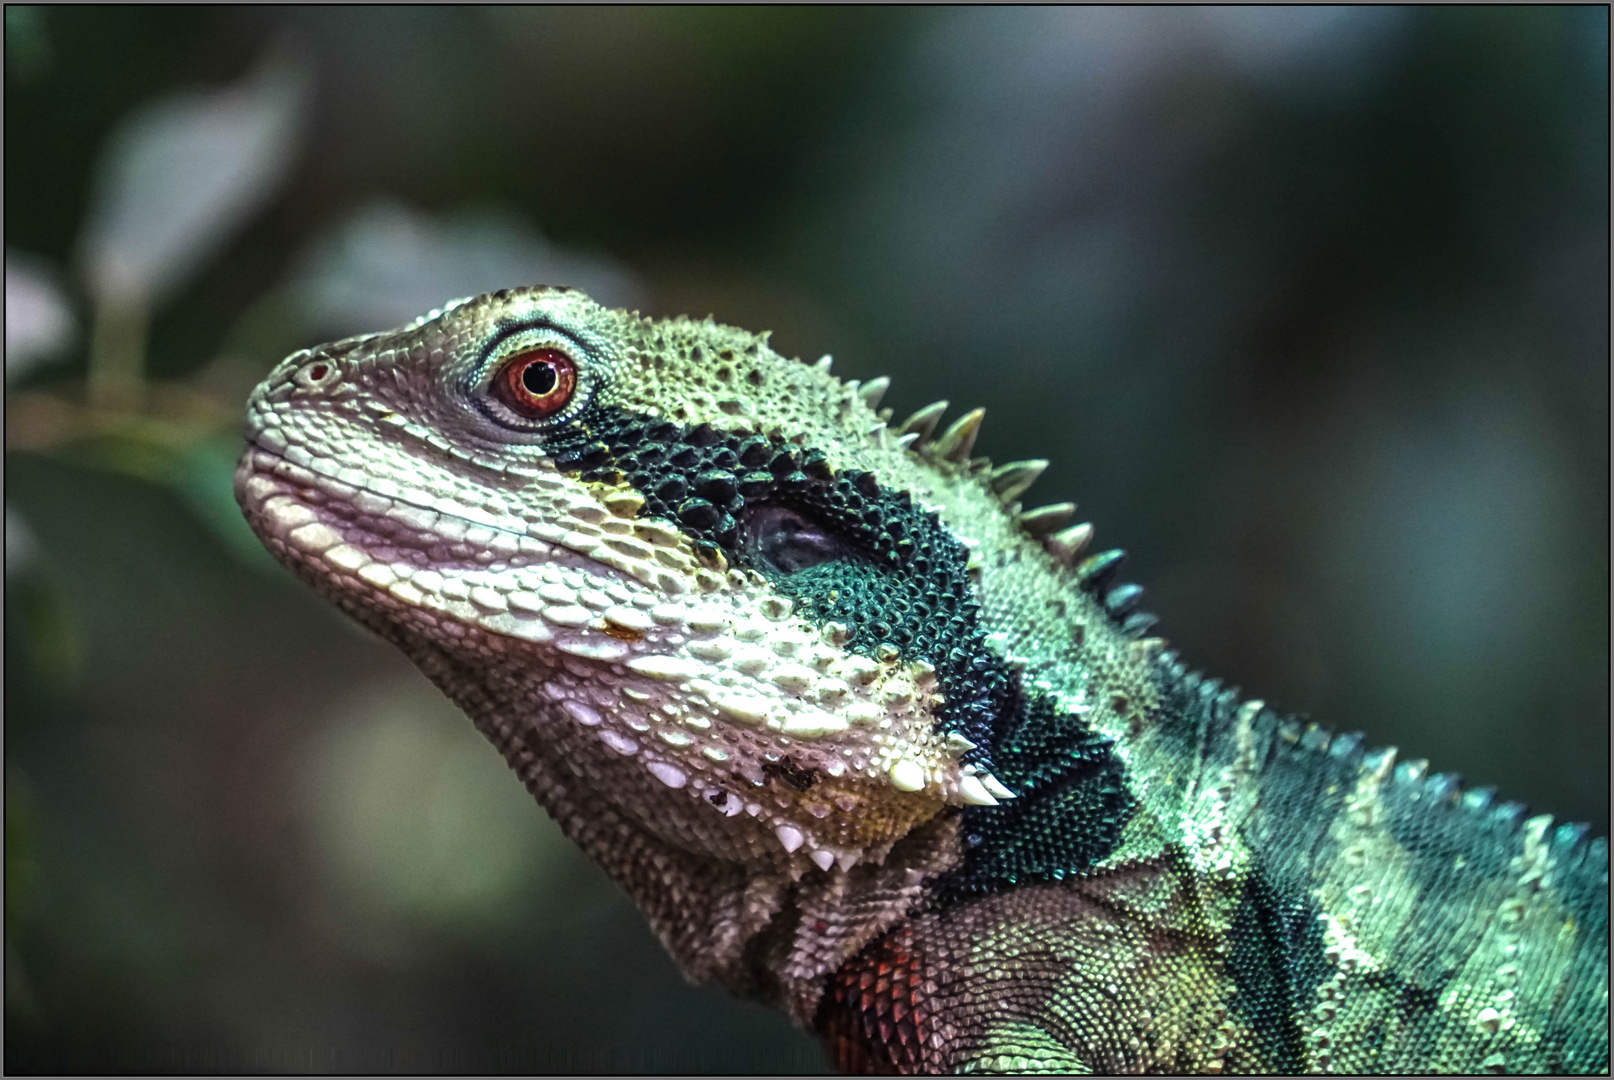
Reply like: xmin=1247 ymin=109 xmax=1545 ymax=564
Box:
xmin=234 ymin=286 xmax=1608 ymax=1074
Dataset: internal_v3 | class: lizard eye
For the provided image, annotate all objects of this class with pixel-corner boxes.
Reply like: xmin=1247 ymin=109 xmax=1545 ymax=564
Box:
xmin=491 ymin=348 xmax=577 ymax=420
xmin=744 ymin=505 xmax=846 ymax=574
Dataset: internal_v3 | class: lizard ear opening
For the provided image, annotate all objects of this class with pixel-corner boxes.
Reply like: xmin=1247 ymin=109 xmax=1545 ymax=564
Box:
xmin=742 ymin=505 xmax=846 ymax=574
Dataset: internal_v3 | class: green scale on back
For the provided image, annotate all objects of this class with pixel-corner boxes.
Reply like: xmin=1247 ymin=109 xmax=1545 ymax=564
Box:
xmin=235 ymin=286 xmax=1608 ymax=1074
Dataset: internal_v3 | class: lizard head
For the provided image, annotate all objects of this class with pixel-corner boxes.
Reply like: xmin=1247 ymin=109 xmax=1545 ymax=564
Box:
xmin=236 ymin=285 xmax=1134 ymax=885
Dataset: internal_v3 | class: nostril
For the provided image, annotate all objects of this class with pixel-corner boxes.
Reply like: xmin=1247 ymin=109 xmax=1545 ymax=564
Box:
xmin=294 ymin=359 xmax=339 ymax=390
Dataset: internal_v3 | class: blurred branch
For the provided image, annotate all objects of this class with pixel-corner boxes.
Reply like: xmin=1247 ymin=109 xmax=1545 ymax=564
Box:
xmin=7 ymin=380 xmax=235 ymax=479
xmin=7 ymin=365 xmax=277 ymax=570
xmin=84 ymin=296 xmax=149 ymax=411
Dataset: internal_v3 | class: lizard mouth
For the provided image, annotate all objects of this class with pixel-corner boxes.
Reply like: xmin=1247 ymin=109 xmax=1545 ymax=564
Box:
xmin=232 ymin=439 xmax=702 ymax=660
xmin=237 ymin=439 xmax=612 ymax=568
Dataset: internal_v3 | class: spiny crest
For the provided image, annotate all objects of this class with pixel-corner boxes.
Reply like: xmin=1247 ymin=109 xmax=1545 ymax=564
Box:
xmin=895 ymin=399 xmax=949 ymax=444
xmin=989 ymin=460 xmax=1047 ymax=503
xmin=1015 ymin=502 xmax=1076 ymax=537
xmin=837 ymin=371 xmax=1161 ymax=640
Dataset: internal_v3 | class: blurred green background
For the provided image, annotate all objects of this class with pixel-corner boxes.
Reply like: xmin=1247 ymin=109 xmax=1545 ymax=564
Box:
xmin=5 ymin=7 xmax=1607 ymax=1073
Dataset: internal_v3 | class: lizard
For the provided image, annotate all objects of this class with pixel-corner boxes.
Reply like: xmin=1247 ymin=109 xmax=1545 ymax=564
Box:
xmin=234 ymin=285 xmax=1608 ymax=1074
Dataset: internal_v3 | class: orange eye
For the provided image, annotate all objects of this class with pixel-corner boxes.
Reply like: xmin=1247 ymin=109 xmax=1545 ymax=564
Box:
xmin=493 ymin=348 xmax=576 ymax=419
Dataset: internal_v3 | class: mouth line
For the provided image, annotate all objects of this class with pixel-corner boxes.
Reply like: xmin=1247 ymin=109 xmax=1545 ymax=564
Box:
xmin=246 ymin=442 xmax=668 ymax=657
xmin=244 ymin=439 xmax=565 ymax=552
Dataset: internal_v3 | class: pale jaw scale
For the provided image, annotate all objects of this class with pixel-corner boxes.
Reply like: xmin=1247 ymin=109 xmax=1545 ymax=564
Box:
xmin=603 ymin=605 xmax=655 ymax=633
xmin=888 ymin=758 xmax=927 ymax=792
xmin=287 ymin=521 xmax=341 ymax=552
xmin=325 ymin=545 xmax=368 ymax=572
xmin=599 ymin=730 xmax=638 ymax=756
xmin=562 ymin=699 xmax=604 ymax=727
xmin=647 ymin=761 xmax=688 ymax=789
xmin=775 ymin=823 xmax=805 ymax=853
xmin=956 ymin=773 xmax=999 ymax=806
xmin=981 ymin=774 xmax=1017 ymax=800
xmin=626 ymin=655 xmax=706 ymax=682
xmin=846 ymin=703 xmax=883 ymax=726
xmin=539 ymin=582 xmax=578 ymax=604
xmin=556 ymin=639 xmax=630 ymax=662
xmin=779 ymin=712 xmax=849 ymax=738
xmin=265 ymin=500 xmax=317 ymax=532
xmin=713 ymin=693 xmax=773 ymax=726
xmin=544 ymin=605 xmax=592 ymax=628
xmin=508 ymin=591 xmax=546 ymax=614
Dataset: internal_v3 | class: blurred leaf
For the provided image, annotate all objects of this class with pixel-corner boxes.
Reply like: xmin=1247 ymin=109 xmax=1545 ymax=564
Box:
xmin=4 ymin=6 xmax=53 ymax=85
xmin=5 ymin=381 xmax=269 ymax=571
xmin=210 ymin=290 xmax=307 ymax=384
xmin=4 ymin=770 xmax=44 ymax=928
xmin=6 ymin=503 xmax=84 ymax=697
xmin=17 ymin=421 xmax=179 ymax=483
xmin=6 ymin=503 xmax=41 ymax=577
xmin=10 ymin=572 xmax=83 ymax=697
xmin=1194 ymin=7 xmax=1404 ymax=91
xmin=5 ymin=768 xmax=45 ymax=1027
xmin=303 ymin=681 xmax=569 ymax=955
xmin=289 ymin=198 xmax=643 ymax=338
xmin=77 ymin=56 xmax=308 ymax=311
xmin=5 ymin=251 xmax=76 ymax=381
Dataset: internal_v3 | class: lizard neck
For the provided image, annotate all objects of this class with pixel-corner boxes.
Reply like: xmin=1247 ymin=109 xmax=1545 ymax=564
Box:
xmin=406 ymin=629 xmax=966 ymax=1024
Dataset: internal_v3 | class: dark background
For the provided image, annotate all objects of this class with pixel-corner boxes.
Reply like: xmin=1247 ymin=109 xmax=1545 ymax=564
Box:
xmin=5 ymin=7 xmax=1607 ymax=1073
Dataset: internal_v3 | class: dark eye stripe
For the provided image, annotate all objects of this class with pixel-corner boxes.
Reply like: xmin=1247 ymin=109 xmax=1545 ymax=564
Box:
xmin=540 ymin=400 xmax=1136 ymax=900
xmin=542 ymin=403 xmax=1005 ymax=758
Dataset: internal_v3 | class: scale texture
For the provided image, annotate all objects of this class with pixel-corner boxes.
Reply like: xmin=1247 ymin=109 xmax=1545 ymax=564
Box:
xmin=235 ymin=286 xmax=1608 ymax=1074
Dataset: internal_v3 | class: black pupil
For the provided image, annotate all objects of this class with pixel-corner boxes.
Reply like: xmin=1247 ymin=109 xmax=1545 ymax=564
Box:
xmin=744 ymin=505 xmax=845 ymax=574
xmin=522 ymin=361 xmax=557 ymax=396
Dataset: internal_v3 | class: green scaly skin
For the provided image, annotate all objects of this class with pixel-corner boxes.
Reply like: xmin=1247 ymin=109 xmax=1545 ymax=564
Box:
xmin=235 ymin=287 xmax=1607 ymax=1074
